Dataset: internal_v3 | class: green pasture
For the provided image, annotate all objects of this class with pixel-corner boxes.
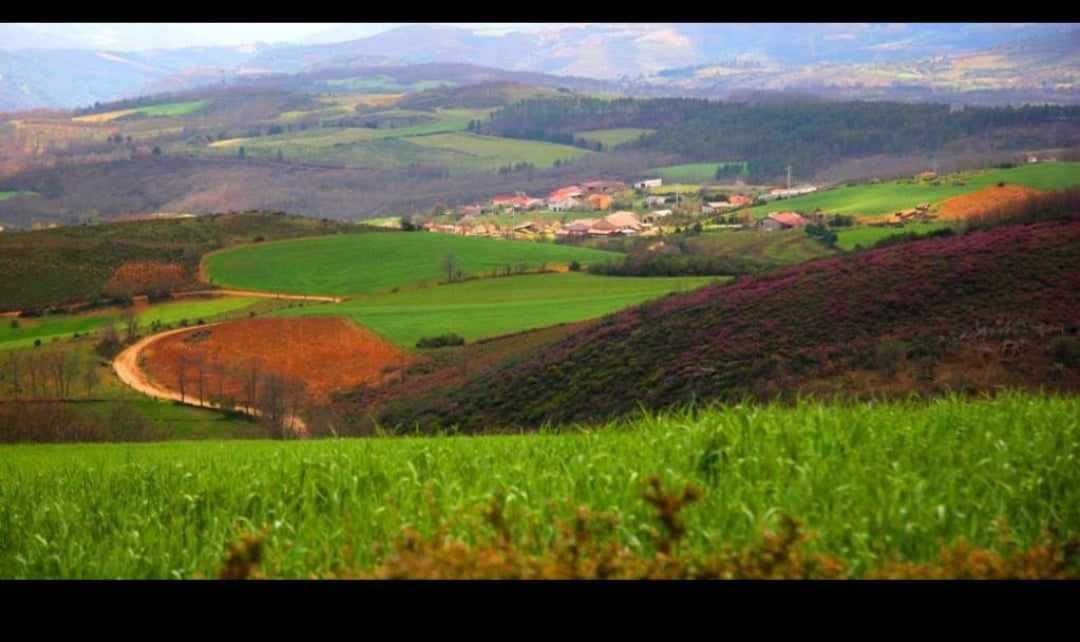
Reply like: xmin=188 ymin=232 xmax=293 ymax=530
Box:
xmin=276 ymin=272 xmax=720 ymax=347
xmin=575 ymin=128 xmax=654 ymax=147
xmin=0 ymin=297 xmax=258 ymax=352
xmin=205 ymin=232 xmax=620 ymax=297
xmin=748 ymin=162 xmax=1080 ymax=219
xmin=650 ymin=162 xmax=749 ymax=183
xmin=835 ymin=222 xmax=955 ymax=251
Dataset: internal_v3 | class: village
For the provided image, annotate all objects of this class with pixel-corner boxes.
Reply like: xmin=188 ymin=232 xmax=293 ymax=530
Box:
xmin=416 ymin=176 xmax=833 ymax=242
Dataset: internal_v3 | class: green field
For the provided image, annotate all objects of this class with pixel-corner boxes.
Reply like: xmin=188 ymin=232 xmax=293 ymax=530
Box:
xmin=575 ymin=128 xmax=654 ymax=147
xmin=201 ymin=108 xmax=593 ymax=172
xmin=132 ymin=100 xmax=207 ymax=118
xmin=0 ymin=191 xmax=35 ymax=201
xmin=407 ymin=133 xmax=592 ymax=171
xmin=835 ymin=222 xmax=955 ymax=251
xmin=2 ymin=393 xmax=1075 ymax=578
xmin=650 ymin=162 xmax=749 ymax=183
xmin=692 ymin=228 xmax=836 ymax=267
xmin=276 ymin=272 xmax=721 ymax=346
xmin=205 ymin=233 xmax=621 ymax=297
xmin=0 ymin=297 xmax=258 ymax=352
xmin=749 ymin=162 xmax=1080 ymax=219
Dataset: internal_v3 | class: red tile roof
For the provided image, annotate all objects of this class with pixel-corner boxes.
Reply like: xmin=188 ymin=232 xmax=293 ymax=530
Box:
xmin=767 ymin=212 xmax=808 ymax=227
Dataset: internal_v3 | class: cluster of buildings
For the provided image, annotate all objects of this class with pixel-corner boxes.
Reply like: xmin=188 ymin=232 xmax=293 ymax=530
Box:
xmin=424 ymin=210 xmax=658 ymax=240
xmin=454 ymin=179 xmax=633 ymax=219
xmin=757 ymin=185 xmax=818 ymax=202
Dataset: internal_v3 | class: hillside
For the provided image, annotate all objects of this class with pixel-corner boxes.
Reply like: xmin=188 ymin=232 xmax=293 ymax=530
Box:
xmin=0 ymin=212 xmax=368 ymax=312
xmin=379 ymin=217 xmax=1080 ymax=431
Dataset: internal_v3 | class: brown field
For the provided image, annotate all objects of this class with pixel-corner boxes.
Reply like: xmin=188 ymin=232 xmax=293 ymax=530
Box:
xmin=141 ymin=317 xmax=408 ymax=402
xmin=937 ymin=184 xmax=1043 ymax=220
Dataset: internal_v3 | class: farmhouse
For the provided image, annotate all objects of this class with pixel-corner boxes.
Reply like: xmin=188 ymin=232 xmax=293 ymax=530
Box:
xmin=549 ymin=185 xmax=584 ymax=203
xmin=492 ymin=193 xmax=534 ymax=210
xmin=550 ymin=197 xmax=583 ymax=212
xmin=633 ymin=178 xmax=663 ymax=190
xmin=645 ymin=195 xmax=669 ymax=207
xmin=760 ymin=212 xmax=808 ymax=231
xmin=760 ymin=185 xmax=819 ymax=201
xmin=643 ymin=210 xmax=672 ymax=224
xmin=728 ymin=194 xmax=754 ymax=207
xmin=587 ymin=193 xmax=614 ymax=211
xmin=556 ymin=219 xmax=596 ymax=238
xmin=582 ymin=180 xmax=628 ymax=194
xmin=458 ymin=204 xmax=486 ymax=217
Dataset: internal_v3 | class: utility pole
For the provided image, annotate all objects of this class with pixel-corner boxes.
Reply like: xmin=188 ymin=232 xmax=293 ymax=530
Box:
xmin=786 ymin=165 xmax=792 ymax=190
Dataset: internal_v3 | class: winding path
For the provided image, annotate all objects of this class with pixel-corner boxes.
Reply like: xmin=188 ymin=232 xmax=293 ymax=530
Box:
xmin=112 ymin=322 xmax=309 ymax=436
xmin=172 ymin=289 xmax=344 ymax=304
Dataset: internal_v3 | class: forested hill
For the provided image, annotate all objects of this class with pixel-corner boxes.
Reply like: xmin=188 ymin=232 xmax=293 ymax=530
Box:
xmin=480 ymin=97 xmax=1080 ymax=180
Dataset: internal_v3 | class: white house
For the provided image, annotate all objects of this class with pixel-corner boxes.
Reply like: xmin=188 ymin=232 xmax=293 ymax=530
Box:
xmin=634 ymin=178 xmax=663 ymax=190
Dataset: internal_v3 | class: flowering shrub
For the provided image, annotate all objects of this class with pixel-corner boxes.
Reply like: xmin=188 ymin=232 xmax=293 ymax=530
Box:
xmin=381 ymin=220 xmax=1080 ymax=431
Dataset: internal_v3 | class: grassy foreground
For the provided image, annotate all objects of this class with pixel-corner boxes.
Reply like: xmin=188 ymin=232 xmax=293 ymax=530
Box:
xmin=1 ymin=393 xmax=1076 ymax=578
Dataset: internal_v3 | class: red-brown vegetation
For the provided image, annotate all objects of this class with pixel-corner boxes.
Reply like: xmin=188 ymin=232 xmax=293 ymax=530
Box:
xmin=103 ymin=261 xmax=187 ymax=299
xmin=142 ymin=317 xmax=409 ymax=405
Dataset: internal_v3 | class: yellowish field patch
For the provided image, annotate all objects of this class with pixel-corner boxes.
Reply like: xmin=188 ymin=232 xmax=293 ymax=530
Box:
xmin=72 ymin=109 xmax=137 ymax=124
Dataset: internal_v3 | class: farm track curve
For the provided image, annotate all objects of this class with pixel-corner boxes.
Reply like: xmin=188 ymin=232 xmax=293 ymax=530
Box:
xmin=112 ymin=323 xmax=309 ymax=436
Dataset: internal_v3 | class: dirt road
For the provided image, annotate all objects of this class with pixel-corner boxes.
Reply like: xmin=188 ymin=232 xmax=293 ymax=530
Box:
xmin=112 ymin=323 xmax=308 ymax=436
xmin=172 ymin=289 xmax=344 ymax=304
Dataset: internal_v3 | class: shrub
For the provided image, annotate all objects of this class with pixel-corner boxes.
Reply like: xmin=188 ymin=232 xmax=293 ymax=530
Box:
xmin=9 ymin=319 xmax=18 ymax=329
xmin=33 ymin=339 xmax=41 ymax=348
xmin=416 ymin=334 xmax=466 ymax=349
xmin=568 ymin=260 xmax=582 ymax=272
xmin=1047 ymin=336 xmax=1080 ymax=368
xmin=874 ymin=340 xmax=908 ymax=378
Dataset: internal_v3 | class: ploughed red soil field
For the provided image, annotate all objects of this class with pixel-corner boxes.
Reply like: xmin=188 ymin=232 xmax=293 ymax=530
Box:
xmin=937 ymin=184 xmax=1043 ymax=220
xmin=141 ymin=317 xmax=409 ymax=403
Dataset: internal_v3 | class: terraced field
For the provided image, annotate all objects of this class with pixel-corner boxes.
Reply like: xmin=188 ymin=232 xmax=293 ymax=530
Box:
xmin=205 ymin=232 xmax=620 ymax=297
xmin=275 ymin=272 xmax=721 ymax=347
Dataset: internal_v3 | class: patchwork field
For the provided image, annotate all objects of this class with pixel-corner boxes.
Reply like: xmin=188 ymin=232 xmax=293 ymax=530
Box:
xmin=205 ymin=232 xmax=620 ymax=296
xmin=2 ymin=393 xmax=1075 ymax=578
xmin=275 ymin=272 xmax=721 ymax=347
xmin=748 ymin=162 xmax=1080 ymax=219
xmin=406 ymin=132 xmax=592 ymax=171
xmin=201 ymin=109 xmax=590 ymax=172
xmin=0 ymin=296 xmax=258 ymax=352
xmin=141 ymin=317 xmax=408 ymax=402
xmin=73 ymin=100 xmax=208 ymax=123
xmin=575 ymin=127 xmax=654 ymax=147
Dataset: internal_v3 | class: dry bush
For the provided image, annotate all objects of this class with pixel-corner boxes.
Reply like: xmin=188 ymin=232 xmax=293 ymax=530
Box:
xmin=215 ymin=476 xmax=1080 ymax=579
xmin=103 ymin=261 xmax=187 ymax=299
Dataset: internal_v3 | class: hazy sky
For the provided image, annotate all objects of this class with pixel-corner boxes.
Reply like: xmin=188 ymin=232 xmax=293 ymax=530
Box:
xmin=3 ymin=23 xmax=564 ymax=51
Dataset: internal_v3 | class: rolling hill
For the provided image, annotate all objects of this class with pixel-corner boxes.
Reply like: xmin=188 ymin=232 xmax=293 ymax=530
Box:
xmin=379 ymin=215 xmax=1080 ymax=431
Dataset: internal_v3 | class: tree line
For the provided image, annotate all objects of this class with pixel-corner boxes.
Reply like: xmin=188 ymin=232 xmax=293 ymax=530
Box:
xmin=480 ymin=96 xmax=1080 ymax=181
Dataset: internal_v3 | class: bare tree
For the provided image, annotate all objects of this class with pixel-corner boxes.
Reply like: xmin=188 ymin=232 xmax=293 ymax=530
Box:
xmin=193 ymin=353 xmax=207 ymax=407
xmin=176 ymin=352 xmax=189 ymax=403
xmin=441 ymin=253 xmax=460 ymax=283
xmin=122 ymin=309 xmax=139 ymax=344
xmin=82 ymin=353 xmax=99 ymax=397
xmin=257 ymin=373 xmax=288 ymax=438
xmin=5 ymin=352 xmax=20 ymax=398
xmin=243 ymin=358 xmax=261 ymax=415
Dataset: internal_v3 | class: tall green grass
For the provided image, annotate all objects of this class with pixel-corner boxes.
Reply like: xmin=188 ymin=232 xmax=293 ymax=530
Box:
xmin=1 ymin=392 xmax=1076 ymax=578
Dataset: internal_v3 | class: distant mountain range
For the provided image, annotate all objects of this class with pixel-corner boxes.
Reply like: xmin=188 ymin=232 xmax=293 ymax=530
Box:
xmin=1 ymin=23 xmax=1077 ymax=111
